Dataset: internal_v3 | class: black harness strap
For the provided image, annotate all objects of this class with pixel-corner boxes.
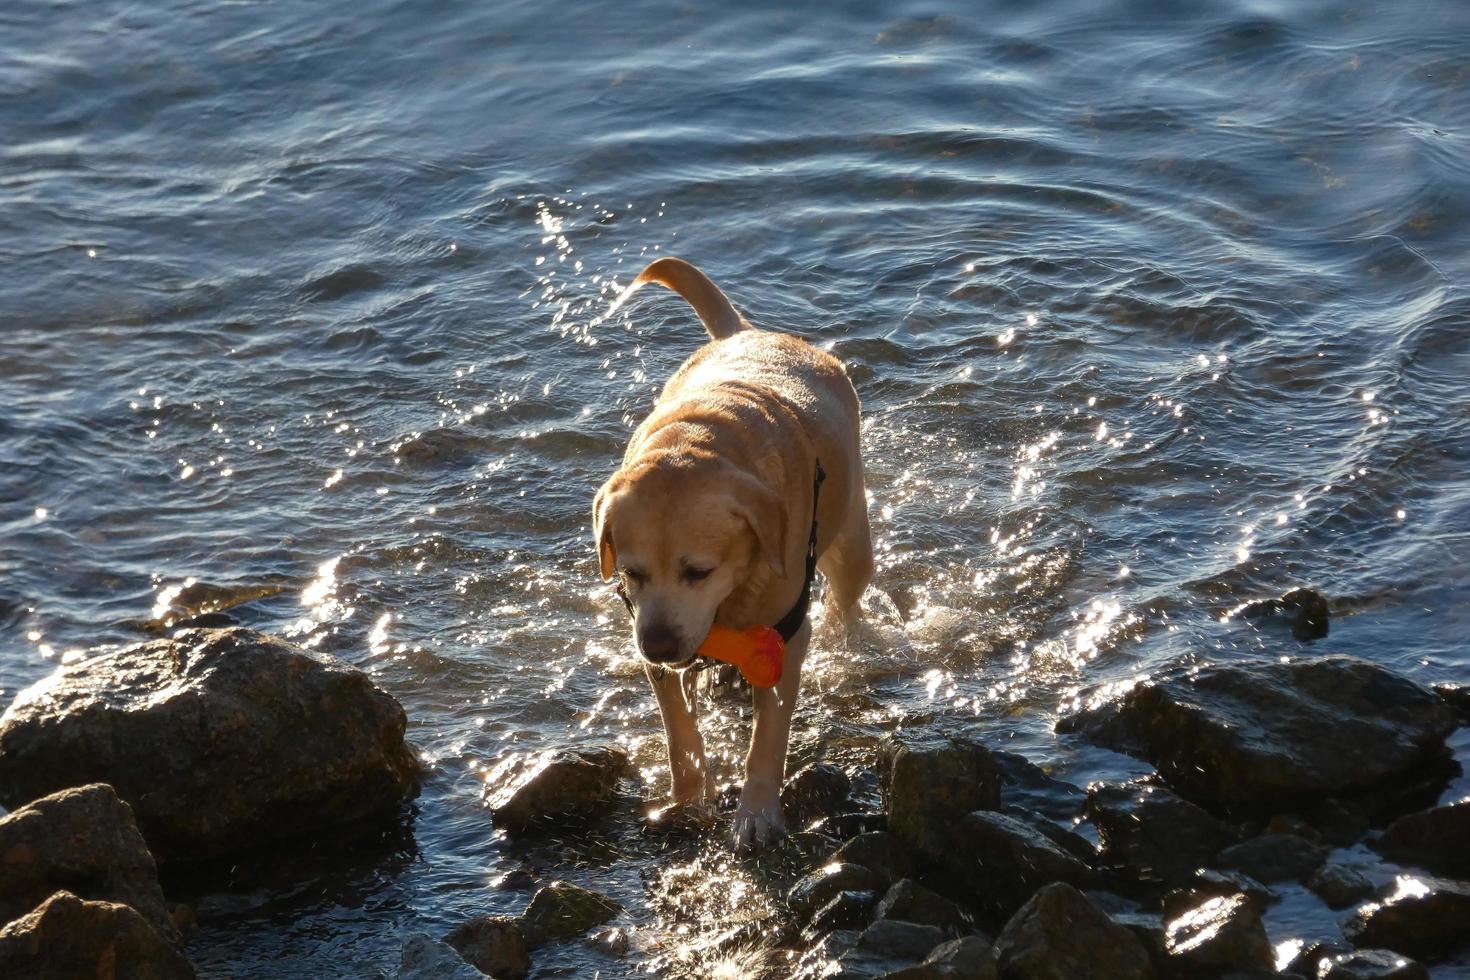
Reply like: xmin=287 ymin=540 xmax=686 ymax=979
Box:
xmin=613 ymin=459 xmax=827 ymax=644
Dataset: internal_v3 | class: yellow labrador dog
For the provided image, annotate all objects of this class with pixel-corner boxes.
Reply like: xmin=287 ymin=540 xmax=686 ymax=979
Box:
xmin=592 ymin=257 xmax=873 ymax=846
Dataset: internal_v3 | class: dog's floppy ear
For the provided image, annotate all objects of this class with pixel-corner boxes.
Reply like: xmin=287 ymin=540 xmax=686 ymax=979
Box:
xmin=729 ymin=472 xmax=788 ymax=579
xmin=592 ymin=478 xmax=619 ymax=581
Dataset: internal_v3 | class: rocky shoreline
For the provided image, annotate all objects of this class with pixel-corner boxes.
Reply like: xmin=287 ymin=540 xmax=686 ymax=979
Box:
xmin=0 ymin=625 xmax=1465 ymax=978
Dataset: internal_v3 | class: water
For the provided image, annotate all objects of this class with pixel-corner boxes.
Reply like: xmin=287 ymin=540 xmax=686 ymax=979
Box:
xmin=3 ymin=0 xmax=1469 ymax=975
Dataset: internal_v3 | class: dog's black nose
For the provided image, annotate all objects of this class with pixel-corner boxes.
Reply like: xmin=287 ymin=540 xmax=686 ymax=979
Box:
xmin=638 ymin=622 xmax=682 ymax=663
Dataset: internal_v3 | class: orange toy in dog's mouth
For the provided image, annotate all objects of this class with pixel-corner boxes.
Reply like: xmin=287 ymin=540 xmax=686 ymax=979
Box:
xmin=696 ymin=624 xmax=784 ymax=687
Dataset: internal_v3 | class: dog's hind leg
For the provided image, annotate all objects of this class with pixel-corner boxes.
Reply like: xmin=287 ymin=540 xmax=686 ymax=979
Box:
xmin=732 ymin=620 xmax=809 ymax=847
xmin=647 ymin=664 xmax=713 ymax=807
xmin=817 ymin=492 xmax=875 ymax=632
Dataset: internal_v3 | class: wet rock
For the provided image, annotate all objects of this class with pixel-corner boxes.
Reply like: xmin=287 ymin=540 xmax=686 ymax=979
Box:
xmin=882 ymin=735 xmax=1001 ymax=858
xmin=874 ymin=879 xmax=969 ymax=936
xmin=1162 ymin=893 xmax=1273 ymax=975
xmin=791 ymin=863 xmax=885 ymax=920
xmin=815 ymin=811 xmax=890 ymax=840
xmin=1162 ymin=869 xmax=1275 ymax=918
xmin=885 ymin=936 xmax=998 ymax=980
xmin=998 ymin=806 xmax=1096 ymax=864
xmin=1214 ymin=832 xmax=1328 ymax=883
xmin=399 ymin=932 xmax=483 ymax=980
xmin=1281 ymin=939 xmax=1354 ymax=978
xmin=1300 ymin=798 xmax=1373 ymax=847
xmin=860 ymin=919 xmax=947 ymax=959
xmin=0 ymin=783 xmax=178 ymax=946
xmin=1371 ymin=799 xmax=1470 ymax=877
xmin=483 ymin=744 xmax=629 ymax=835
xmin=444 ymin=914 xmax=529 ymax=978
xmin=587 ymin=926 xmax=630 ymax=958
xmin=0 ymin=627 xmax=419 ymax=863
xmin=947 ymin=810 xmax=1093 ymax=917
xmin=1230 ymin=587 xmax=1330 ymax=641
xmin=1056 ymin=656 xmax=1456 ymax=812
xmin=805 ymin=890 xmax=881 ymax=940
xmin=1343 ymin=874 xmax=1470 ymax=957
xmin=1108 ymin=909 xmax=1167 ymax=966
xmin=1264 ymin=813 xmax=1323 ymax=840
xmin=794 ymin=929 xmax=862 ymax=980
xmin=992 ymin=751 xmax=1087 ymax=823
xmin=783 ymin=763 xmax=853 ymax=828
xmin=1309 ymin=862 xmax=1378 ymax=909
xmin=0 ymin=889 xmax=194 ymax=979
xmin=831 ymin=831 xmax=919 ymax=886
xmin=1087 ymin=781 xmax=1233 ymax=889
xmin=1319 ymin=949 xmax=1430 ymax=980
xmin=521 ymin=881 xmax=621 ymax=948
xmin=993 ymin=882 xmax=1153 ymax=980
xmin=1432 ymin=682 xmax=1470 ymax=720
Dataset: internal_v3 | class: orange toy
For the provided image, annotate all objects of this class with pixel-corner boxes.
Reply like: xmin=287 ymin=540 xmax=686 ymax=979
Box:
xmin=696 ymin=624 xmax=785 ymax=687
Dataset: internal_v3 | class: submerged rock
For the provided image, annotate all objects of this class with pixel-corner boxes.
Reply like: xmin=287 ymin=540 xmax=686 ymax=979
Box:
xmin=483 ymin=744 xmax=629 ymax=834
xmin=992 ymin=751 xmax=1087 ymax=823
xmin=1213 ymin=832 xmax=1328 ymax=883
xmin=882 ymin=735 xmax=1001 ymax=858
xmin=0 ymin=627 xmax=419 ymax=863
xmin=1308 ymin=862 xmax=1378 ymax=909
xmin=946 ymin=810 xmax=1093 ymax=917
xmin=1229 ymin=587 xmax=1330 ymax=641
xmin=521 ymin=881 xmax=622 ymax=948
xmin=1371 ymin=799 xmax=1470 ymax=877
xmin=783 ymin=763 xmax=853 ymax=828
xmin=0 ymin=783 xmax=178 ymax=946
xmin=993 ymin=882 xmax=1153 ymax=980
xmin=399 ymin=932 xmax=483 ymax=980
xmin=1087 ymin=781 xmax=1233 ymax=889
xmin=1343 ymin=874 xmax=1470 ymax=957
xmin=1162 ymin=893 xmax=1273 ymax=975
xmin=1056 ymin=655 xmax=1457 ymax=812
xmin=1318 ymin=949 xmax=1430 ymax=980
xmin=444 ymin=915 xmax=529 ymax=979
xmin=0 ymin=889 xmax=195 ymax=980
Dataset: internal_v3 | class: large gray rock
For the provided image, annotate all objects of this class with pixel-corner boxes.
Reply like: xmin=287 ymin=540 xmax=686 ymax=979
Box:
xmin=0 ymin=783 xmax=177 ymax=946
xmin=0 ymin=628 xmax=419 ymax=863
xmin=520 ymin=881 xmax=621 ymax=948
xmin=1371 ymin=799 xmax=1470 ymax=877
xmin=993 ymin=882 xmax=1153 ymax=980
xmin=483 ymin=745 xmax=628 ymax=834
xmin=1162 ymin=893 xmax=1273 ymax=975
xmin=399 ymin=932 xmax=483 ymax=980
xmin=1087 ymin=781 xmax=1232 ymax=889
xmin=444 ymin=915 xmax=529 ymax=978
xmin=1056 ymin=656 xmax=1457 ymax=811
xmin=947 ymin=811 xmax=1092 ymax=917
xmin=882 ymin=735 xmax=1001 ymax=858
xmin=1343 ymin=874 xmax=1470 ymax=957
xmin=0 ymin=889 xmax=194 ymax=979
xmin=1319 ymin=949 xmax=1430 ymax=980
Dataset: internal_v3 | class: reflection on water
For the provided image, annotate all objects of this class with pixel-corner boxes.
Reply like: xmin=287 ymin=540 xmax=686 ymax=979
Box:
xmin=2 ymin=0 xmax=1469 ymax=974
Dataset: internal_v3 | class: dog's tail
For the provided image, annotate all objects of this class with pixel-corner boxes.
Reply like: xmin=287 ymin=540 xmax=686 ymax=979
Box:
xmin=629 ymin=257 xmax=749 ymax=340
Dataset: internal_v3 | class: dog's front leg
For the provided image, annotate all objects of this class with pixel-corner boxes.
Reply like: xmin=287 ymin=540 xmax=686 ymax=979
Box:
xmin=732 ymin=620 xmax=809 ymax=847
xmin=646 ymin=663 xmax=713 ymax=808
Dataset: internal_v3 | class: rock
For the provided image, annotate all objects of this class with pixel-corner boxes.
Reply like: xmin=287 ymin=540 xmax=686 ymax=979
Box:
xmin=1107 ymin=909 xmax=1167 ymax=966
xmin=831 ymin=831 xmax=919 ymax=886
xmin=1264 ymin=813 xmax=1323 ymax=841
xmin=399 ymin=932 xmax=483 ymax=980
xmin=483 ymin=744 xmax=628 ymax=834
xmin=992 ymin=751 xmax=1087 ymax=823
xmin=0 ymin=627 xmax=418 ymax=863
xmin=813 ymin=811 xmax=890 ymax=840
xmin=1343 ymin=874 xmax=1470 ymax=957
xmin=806 ymin=890 xmax=881 ymax=940
xmin=1087 ymin=781 xmax=1233 ymax=889
xmin=791 ymin=863 xmax=885 ymax=920
xmin=783 ymin=763 xmax=852 ymax=828
xmin=1162 ymin=869 xmax=1275 ymax=918
xmin=443 ymin=915 xmax=529 ymax=978
xmin=521 ymin=881 xmax=621 ymax=948
xmin=993 ymin=882 xmax=1153 ymax=980
xmin=945 ymin=810 xmax=1093 ymax=917
xmin=1319 ymin=949 xmax=1430 ymax=980
xmin=1281 ymin=939 xmax=1354 ymax=978
xmin=587 ymin=926 xmax=630 ymax=958
xmin=794 ymin=929 xmax=862 ymax=980
xmin=1231 ymin=587 xmax=1330 ymax=640
xmin=1213 ymin=833 xmax=1328 ymax=883
xmin=0 ymin=783 xmax=178 ymax=946
xmin=1371 ymin=799 xmax=1470 ymax=877
xmin=882 ymin=735 xmax=1001 ymax=858
xmin=1308 ymin=862 xmax=1377 ymax=909
xmin=874 ymin=879 xmax=969 ymax=936
xmin=1162 ymin=893 xmax=1273 ymax=975
xmin=1432 ymin=682 xmax=1470 ymax=719
xmin=0 ymin=889 xmax=194 ymax=979
xmin=998 ymin=806 xmax=1096 ymax=864
xmin=859 ymin=919 xmax=948 ymax=959
xmin=883 ymin=936 xmax=999 ymax=980
xmin=1056 ymin=656 xmax=1456 ymax=812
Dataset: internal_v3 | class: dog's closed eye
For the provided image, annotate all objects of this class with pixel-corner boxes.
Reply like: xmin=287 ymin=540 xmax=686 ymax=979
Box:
xmin=681 ymin=566 xmax=713 ymax=585
xmin=621 ymin=567 xmax=649 ymax=586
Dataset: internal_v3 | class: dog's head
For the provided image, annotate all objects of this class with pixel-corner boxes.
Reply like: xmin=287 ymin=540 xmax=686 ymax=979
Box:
xmin=593 ymin=459 xmax=786 ymax=667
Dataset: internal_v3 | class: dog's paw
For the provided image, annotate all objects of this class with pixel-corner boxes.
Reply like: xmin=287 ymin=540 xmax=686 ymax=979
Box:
xmin=731 ymin=786 xmax=786 ymax=849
